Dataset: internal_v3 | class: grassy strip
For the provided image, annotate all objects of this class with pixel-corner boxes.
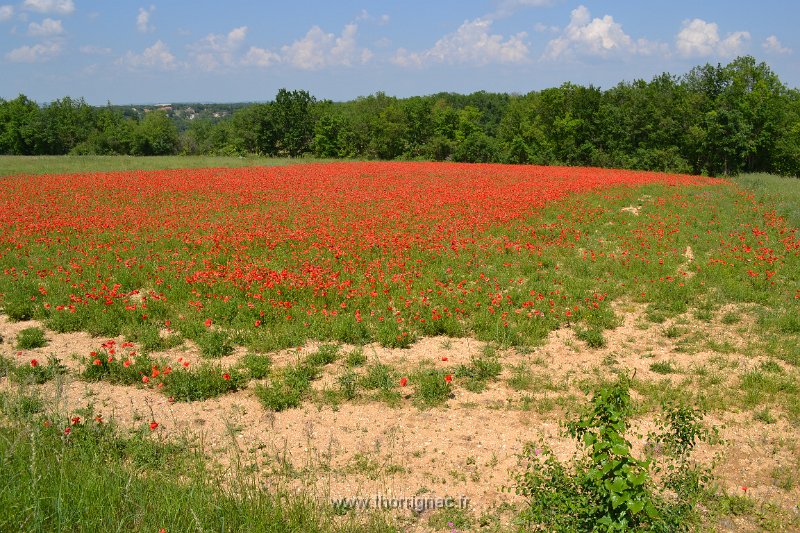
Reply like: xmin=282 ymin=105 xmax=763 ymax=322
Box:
xmin=0 ymin=388 xmax=395 ymax=532
xmin=0 ymin=155 xmax=334 ymax=177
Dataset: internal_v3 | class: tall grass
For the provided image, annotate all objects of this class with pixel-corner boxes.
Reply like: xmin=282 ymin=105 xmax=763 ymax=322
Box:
xmin=0 ymin=387 xmax=394 ymax=532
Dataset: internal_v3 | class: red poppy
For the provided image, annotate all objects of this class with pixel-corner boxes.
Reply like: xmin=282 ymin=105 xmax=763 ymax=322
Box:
xmin=149 ymin=421 xmax=159 ymax=431
xmin=400 ymin=376 xmax=408 ymax=387
xmin=444 ymin=374 xmax=453 ymax=383
xmin=92 ymin=358 xmax=102 ymax=366
xmin=204 ymin=318 xmax=212 ymax=327
xmin=223 ymin=373 xmax=231 ymax=381
xmin=142 ymin=375 xmax=150 ymax=383
xmin=30 ymin=359 xmax=39 ymax=367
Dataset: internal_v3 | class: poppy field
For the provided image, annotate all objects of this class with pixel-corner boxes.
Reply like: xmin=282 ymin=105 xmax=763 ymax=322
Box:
xmin=0 ymin=162 xmax=727 ymax=350
xmin=1 ymin=161 xmax=800 ymax=531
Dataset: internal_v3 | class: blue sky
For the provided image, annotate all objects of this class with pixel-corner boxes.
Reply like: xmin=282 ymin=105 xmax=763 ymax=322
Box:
xmin=1 ymin=0 xmax=798 ymax=104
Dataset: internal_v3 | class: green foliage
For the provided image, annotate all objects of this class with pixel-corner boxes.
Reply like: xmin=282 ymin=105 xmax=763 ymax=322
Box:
xmin=254 ymin=344 xmax=337 ymax=411
xmin=456 ymin=348 xmax=502 ymax=392
xmin=575 ymin=327 xmax=607 ymax=348
xmin=412 ymin=367 xmax=453 ymax=408
xmin=6 ymin=356 xmax=66 ymax=385
xmin=511 ymin=377 xmax=718 ymax=531
xmin=236 ymin=353 xmax=272 ymax=379
xmin=81 ymin=351 xmax=159 ymax=386
xmin=197 ymin=330 xmax=234 ymax=358
xmin=15 ymin=327 xmax=47 ymax=349
xmin=162 ymin=364 xmax=244 ymax=402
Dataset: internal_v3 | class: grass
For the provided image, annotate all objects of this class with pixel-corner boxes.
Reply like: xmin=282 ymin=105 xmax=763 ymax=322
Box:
xmin=0 ymin=387 xmax=393 ymax=533
xmin=254 ymin=344 xmax=339 ymax=411
xmin=0 ymin=154 xmax=331 ymax=177
xmin=15 ymin=326 xmax=48 ymax=349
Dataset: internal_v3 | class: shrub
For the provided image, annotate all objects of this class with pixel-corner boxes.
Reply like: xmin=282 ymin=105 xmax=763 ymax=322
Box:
xmin=511 ymin=376 xmax=718 ymax=531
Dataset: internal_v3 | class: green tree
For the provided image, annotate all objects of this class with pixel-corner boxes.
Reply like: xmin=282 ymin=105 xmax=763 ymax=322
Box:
xmin=273 ymin=89 xmax=315 ymax=157
xmin=132 ymin=111 xmax=179 ymax=155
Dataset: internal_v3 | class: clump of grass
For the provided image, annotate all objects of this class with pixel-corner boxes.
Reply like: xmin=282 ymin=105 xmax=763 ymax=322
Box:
xmin=575 ymin=327 xmax=606 ymax=348
xmin=81 ymin=350 xmax=160 ymax=386
xmin=254 ymin=345 xmax=337 ymax=411
xmin=753 ymin=407 xmax=777 ymax=424
xmin=337 ymin=369 xmax=359 ymax=400
xmin=360 ymin=363 xmax=397 ymax=391
xmin=507 ymin=363 xmax=534 ymax=391
xmin=345 ymin=347 xmax=367 ymax=367
xmin=163 ymin=364 xmax=245 ymax=402
xmin=5 ymin=356 xmax=66 ymax=385
xmin=236 ymin=353 xmax=271 ymax=379
xmin=123 ymin=323 xmax=182 ymax=354
xmin=720 ymin=312 xmax=740 ymax=325
xmin=650 ymin=361 xmax=680 ymax=375
xmin=197 ymin=330 xmax=234 ymax=358
xmin=412 ymin=368 xmax=453 ymax=408
xmin=456 ymin=347 xmax=502 ymax=392
xmin=15 ymin=327 xmax=48 ymax=349
xmin=306 ymin=344 xmax=339 ymax=367
xmin=662 ymin=325 xmax=683 ymax=339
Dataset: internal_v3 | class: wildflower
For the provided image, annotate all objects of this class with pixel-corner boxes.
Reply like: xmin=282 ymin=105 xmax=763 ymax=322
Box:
xmin=444 ymin=374 xmax=453 ymax=384
xmin=93 ymin=358 xmax=102 ymax=366
xmin=123 ymin=360 xmax=131 ymax=368
xmin=223 ymin=373 xmax=231 ymax=381
xmin=71 ymin=416 xmax=80 ymax=425
xmin=400 ymin=376 xmax=408 ymax=387
xmin=63 ymin=426 xmax=71 ymax=435
xmin=142 ymin=375 xmax=150 ymax=384
xmin=149 ymin=421 xmax=159 ymax=431
xmin=204 ymin=318 xmax=212 ymax=327
xmin=441 ymin=356 xmax=448 ymax=361
xmin=30 ymin=359 xmax=39 ymax=367
xmin=254 ymin=319 xmax=261 ymax=327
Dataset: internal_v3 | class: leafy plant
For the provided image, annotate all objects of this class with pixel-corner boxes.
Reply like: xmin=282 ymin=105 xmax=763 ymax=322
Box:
xmin=511 ymin=376 xmax=719 ymax=531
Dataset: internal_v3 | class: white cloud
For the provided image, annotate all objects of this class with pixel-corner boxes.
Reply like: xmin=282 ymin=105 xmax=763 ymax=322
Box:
xmin=241 ymin=46 xmax=280 ymax=67
xmin=189 ymin=26 xmax=248 ymax=71
xmin=28 ymin=17 xmax=63 ymax=36
xmin=762 ymin=35 xmax=791 ymax=55
xmin=79 ymin=44 xmax=111 ymax=55
xmin=22 ymin=0 xmax=74 ymax=15
xmin=5 ymin=40 xmax=62 ymax=62
xmin=392 ymin=18 xmax=528 ymax=67
xmin=0 ymin=5 xmax=13 ymax=21
xmin=137 ymin=5 xmax=155 ymax=33
xmin=675 ymin=19 xmax=750 ymax=58
xmin=120 ymin=40 xmax=176 ymax=70
xmin=543 ymin=5 xmax=660 ymax=60
xmin=281 ymin=23 xmax=372 ymax=69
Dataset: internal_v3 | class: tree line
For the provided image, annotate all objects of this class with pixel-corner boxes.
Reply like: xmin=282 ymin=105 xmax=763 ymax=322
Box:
xmin=1 ymin=55 xmax=798 ymax=177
